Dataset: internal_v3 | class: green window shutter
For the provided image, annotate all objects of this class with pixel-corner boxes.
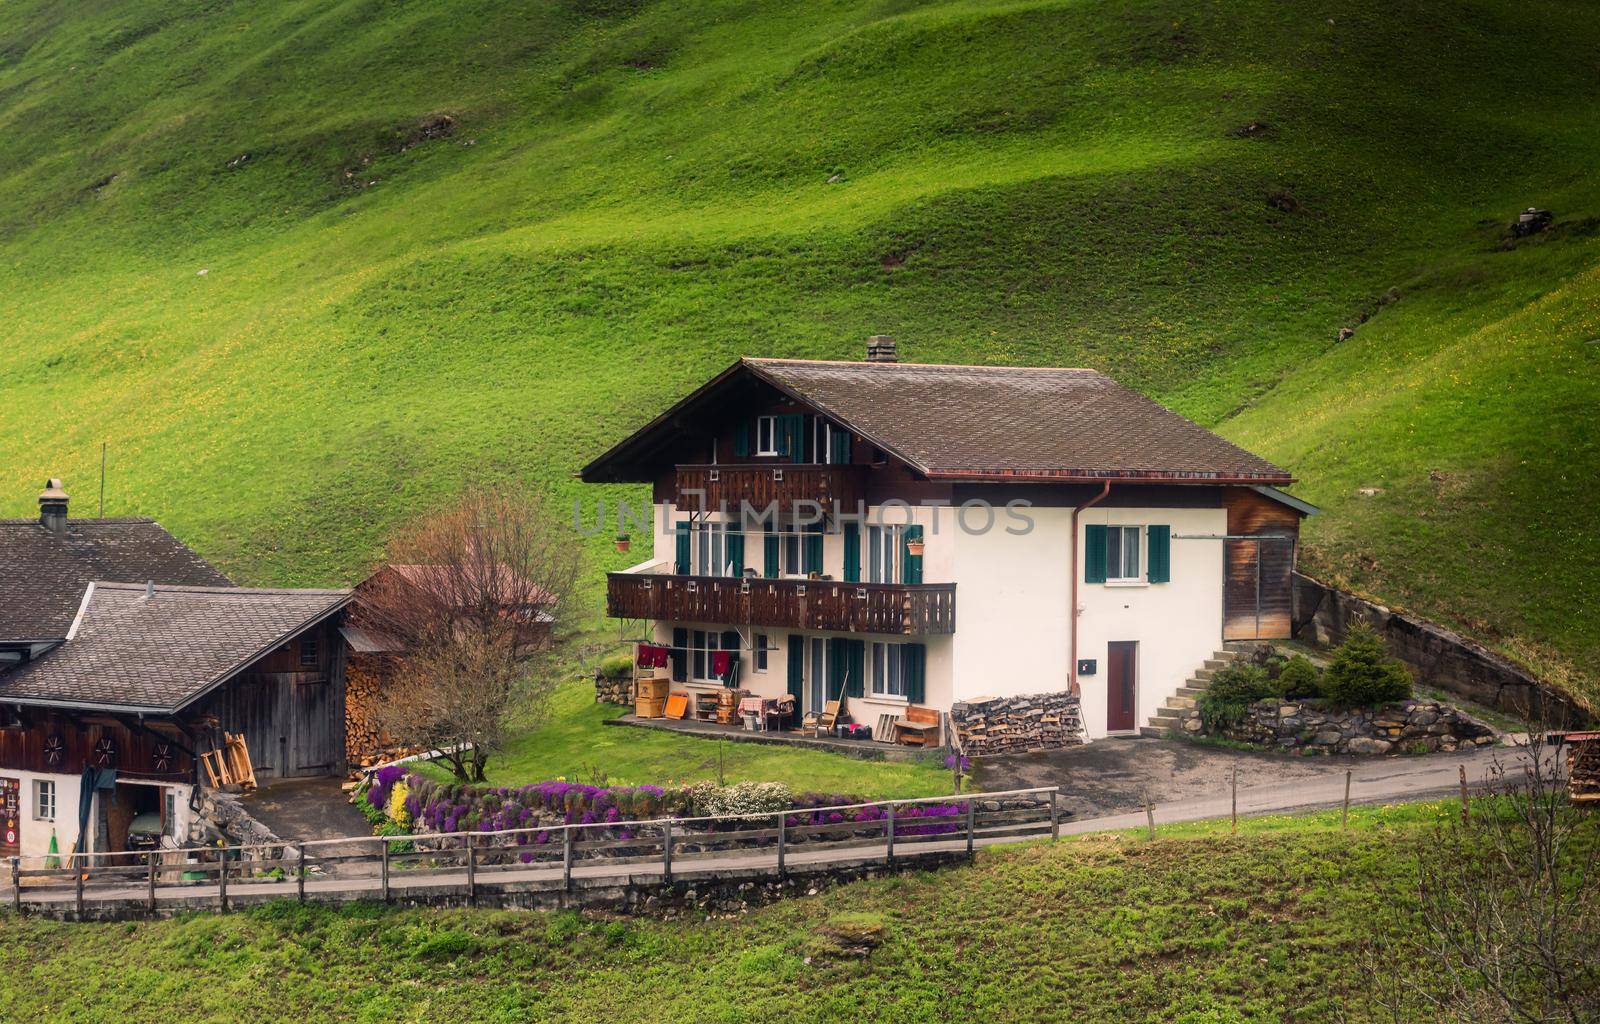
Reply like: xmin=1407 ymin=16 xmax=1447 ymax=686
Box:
xmin=727 ymin=530 xmax=745 ymax=576
xmin=732 ymin=420 xmax=750 ymax=458
xmin=829 ymin=428 xmax=851 ymax=465
xmin=780 ymin=414 xmax=807 ymax=464
xmin=786 ymin=635 xmax=804 ymax=704
xmin=763 ymin=532 xmax=780 ymax=578
xmin=827 ymin=638 xmax=847 ymax=700
xmin=1084 ymin=524 xmax=1108 ymax=584
xmin=1147 ymin=525 xmax=1171 ymax=583
xmin=803 ymin=523 xmax=823 ymax=575
xmin=846 ymin=639 xmax=865 ymax=698
xmin=842 ymin=523 xmax=861 ymax=583
xmin=674 ymin=522 xmax=691 ymax=575
xmin=671 ymin=627 xmax=688 ymax=682
xmin=904 ymin=644 xmax=926 ymax=704
xmin=901 ymin=525 xmax=924 ymax=584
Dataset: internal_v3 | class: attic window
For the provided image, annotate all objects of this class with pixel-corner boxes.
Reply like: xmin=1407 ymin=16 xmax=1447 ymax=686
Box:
xmin=755 ymin=416 xmax=778 ymax=456
xmin=299 ymin=634 xmax=319 ymax=667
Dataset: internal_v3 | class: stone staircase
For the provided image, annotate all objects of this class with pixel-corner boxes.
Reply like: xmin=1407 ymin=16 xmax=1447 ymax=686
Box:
xmin=1140 ymin=648 xmax=1244 ymax=738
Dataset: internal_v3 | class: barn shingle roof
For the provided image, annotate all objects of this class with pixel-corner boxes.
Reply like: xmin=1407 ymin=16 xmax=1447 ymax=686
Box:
xmin=0 ymin=517 xmax=233 ymax=643
xmin=0 ymin=583 xmax=350 ymax=712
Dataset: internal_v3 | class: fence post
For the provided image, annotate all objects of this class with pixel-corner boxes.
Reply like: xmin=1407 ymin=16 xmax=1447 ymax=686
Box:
xmin=1050 ymin=790 xmax=1060 ymax=841
xmin=776 ymin=812 xmax=786 ymax=877
xmin=465 ymin=833 xmax=477 ymax=906
xmin=1459 ymin=764 xmax=1469 ymax=823
xmin=1144 ymin=796 xmax=1155 ymax=840
xmin=1231 ymin=771 xmax=1238 ymax=835
xmin=380 ymin=842 xmax=390 ymax=903
xmin=562 ymin=826 xmax=574 ymax=892
xmin=966 ymin=799 xmax=975 ymax=860
xmin=11 ymin=856 xmax=19 ymax=913
xmin=218 ymin=850 xmax=228 ymax=913
xmin=147 ymin=853 xmax=157 ymax=914
xmin=662 ymin=821 xmax=673 ymax=884
xmin=1342 ymin=769 xmax=1352 ymax=830
xmin=75 ymin=857 xmax=85 ymax=919
xmin=296 ymin=844 xmax=306 ymax=903
xmin=885 ymin=804 xmax=896 ymax=866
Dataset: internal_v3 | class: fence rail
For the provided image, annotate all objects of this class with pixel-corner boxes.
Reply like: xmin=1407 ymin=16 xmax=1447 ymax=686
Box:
xmin=7 ymin=787 xmax=1059 ymax=918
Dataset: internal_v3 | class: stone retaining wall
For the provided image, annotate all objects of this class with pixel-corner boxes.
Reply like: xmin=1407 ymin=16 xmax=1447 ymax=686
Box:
xmin=1293 ymin=572 xmax=1589 ymax=727
xmin=1173 ymin=698 xmax=1496 ymax=755
xmin=951 ymin=691 xmax=1084 ymax=754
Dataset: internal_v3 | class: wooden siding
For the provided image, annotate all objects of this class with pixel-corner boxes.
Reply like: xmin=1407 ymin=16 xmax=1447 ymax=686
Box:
xmin=1223 ymin=489 xmax=1301 ymax=640
xmin=0 ymin=710 xmax=194 ymax=781
xmin=607 ymin=573 xmax=955 ymax=635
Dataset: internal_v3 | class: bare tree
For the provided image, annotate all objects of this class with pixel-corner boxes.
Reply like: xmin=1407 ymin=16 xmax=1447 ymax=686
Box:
xmin=357 ymin=487 xmax=580 ymax=781
xmin=1363 ymin=731 xmax=1599 ymax=1024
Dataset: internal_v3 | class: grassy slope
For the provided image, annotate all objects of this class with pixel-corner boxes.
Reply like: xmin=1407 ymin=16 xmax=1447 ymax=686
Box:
xmin=421 ymin=681 xmax=951 ymax=798
xmin=0 ymin=0 xmax=1595 ymax=699
xmin=0 ymin=804 xmax=1455 ymax=1023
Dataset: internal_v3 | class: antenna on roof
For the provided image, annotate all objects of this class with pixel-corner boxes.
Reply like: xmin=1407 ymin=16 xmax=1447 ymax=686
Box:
xmin=99 ymin=443 xmax=107 ymax=518
xmin=145 ymin=580 xmax=154 ymax=600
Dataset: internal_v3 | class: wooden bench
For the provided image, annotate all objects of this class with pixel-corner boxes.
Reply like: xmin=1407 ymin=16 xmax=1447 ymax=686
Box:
xmin=893 ymin=706 xmax=941 ymax=747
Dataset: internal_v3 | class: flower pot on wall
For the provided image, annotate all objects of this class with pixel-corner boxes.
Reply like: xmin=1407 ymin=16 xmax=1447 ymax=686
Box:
xmin=906 ymin=540 xmax=925 ymax=557
xmin=615 ymin=536 xmax=631 ymax=553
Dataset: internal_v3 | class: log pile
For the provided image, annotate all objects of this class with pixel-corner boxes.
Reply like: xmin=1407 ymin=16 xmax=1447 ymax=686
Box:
xmin=346 ymin=654 xmax=427 ymax=772
xmin=950 ymin=691 xmax=1084 ymax=755
xmin=1567 ymin=733 xmax=1600 ymax=803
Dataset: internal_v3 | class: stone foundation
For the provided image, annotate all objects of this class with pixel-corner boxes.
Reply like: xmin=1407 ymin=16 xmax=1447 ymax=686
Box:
xmin=1174 ymin=698 xmax=1496 ymax=755
xmin=1293 ymin=572 xmax=1590 ymax=727
xmin=951 ymin=691 xmax=1084 ymax=754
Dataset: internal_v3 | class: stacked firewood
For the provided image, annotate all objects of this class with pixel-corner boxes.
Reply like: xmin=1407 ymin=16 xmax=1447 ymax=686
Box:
xmin=950 ymin=691 xmax=1085 ymax=755
xmin=345 ymin=654 xmax=427 ymax=772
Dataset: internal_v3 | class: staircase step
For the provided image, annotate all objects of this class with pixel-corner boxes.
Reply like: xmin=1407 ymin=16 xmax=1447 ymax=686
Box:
xmin=1202 ymin=659 xmax=1232 ymax=671
xmin=1193 ymin=668 xmax=1216 ymax=681
xmin=1175 ymin=686 xmax=1208 ymax=699
xmin=1163 ymin=695 xmax=1196 ymax=710
xmin=1152 ymin=707 xmax=1188 ymax=723
xmin=1138 ymin=726 xmax=1169 ymax=739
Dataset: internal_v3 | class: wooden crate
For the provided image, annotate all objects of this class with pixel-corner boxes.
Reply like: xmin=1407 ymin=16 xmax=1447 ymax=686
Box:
xmin=635 ymin=697 xmax=667 ymax=719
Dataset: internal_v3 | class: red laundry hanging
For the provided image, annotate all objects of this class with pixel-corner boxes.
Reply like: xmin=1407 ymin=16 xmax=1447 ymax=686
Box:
xmin=637 ymin=643 xmax=669 ymax=668
xmin=710 ymin=650 xmax=732 ymax=677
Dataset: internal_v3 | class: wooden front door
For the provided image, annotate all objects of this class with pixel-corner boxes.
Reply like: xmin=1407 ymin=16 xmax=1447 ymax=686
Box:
xmin=1107 ymin=641 xmax=1138 ymax=732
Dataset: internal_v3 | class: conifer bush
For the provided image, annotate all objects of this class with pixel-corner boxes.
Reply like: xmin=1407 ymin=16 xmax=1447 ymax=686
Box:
xmin=1321 ymin=623 xmax=1413 ymax=708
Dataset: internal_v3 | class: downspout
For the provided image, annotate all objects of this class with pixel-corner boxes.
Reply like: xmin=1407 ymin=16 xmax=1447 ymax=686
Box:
xmin=1069 ymin=481 xmax=1112 ymax=695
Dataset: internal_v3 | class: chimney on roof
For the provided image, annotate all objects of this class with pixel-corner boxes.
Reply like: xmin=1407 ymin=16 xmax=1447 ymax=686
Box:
xmin=38 ymin=478 xmax=68 ymax=534
xmin=866 ymin=335 xmax=897 ymax=363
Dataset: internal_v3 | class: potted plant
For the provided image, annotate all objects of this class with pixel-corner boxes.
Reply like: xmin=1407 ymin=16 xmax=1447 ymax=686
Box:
xmin=906 ymin=537 xmax=925 ymax=557
xmin=615 ymin=533 xmax=631 ymax=553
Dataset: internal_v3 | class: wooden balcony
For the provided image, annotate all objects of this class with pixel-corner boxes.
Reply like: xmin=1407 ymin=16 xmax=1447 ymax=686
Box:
xmin=606 ymin=573 xmax=955 ymax=636
xmin=672 ymin=463 xmax=864 ymax=515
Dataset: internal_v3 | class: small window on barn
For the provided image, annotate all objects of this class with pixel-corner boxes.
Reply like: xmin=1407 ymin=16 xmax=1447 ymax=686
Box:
xmin=33 ymin=780 xmax=55 ymax=822
xmin=299 ymin=634 xmax=319 ymax=667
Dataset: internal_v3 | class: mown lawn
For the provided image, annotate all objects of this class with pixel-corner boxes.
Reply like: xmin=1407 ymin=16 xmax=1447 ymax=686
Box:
xmin=0 ymin=802 xmax=1455 ymax=1023
xmin=0 ymin=0 xmax=1595 ymax=705
xmin=420 ymin=680 xmax=952 ymax=799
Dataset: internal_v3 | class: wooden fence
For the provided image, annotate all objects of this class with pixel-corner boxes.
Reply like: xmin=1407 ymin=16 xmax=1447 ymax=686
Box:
xmin=7 ymin=787 xmax=1060 ymax=918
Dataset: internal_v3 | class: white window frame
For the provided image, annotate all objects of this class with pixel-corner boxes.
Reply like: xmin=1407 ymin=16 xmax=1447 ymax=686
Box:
xmin=754 ymin=634 xmax=770 ymax=672
xmin=866 ymin=524 xmax=902 ymax=584
xmin=1105 ymin=525 xmax=1145 ymax=584
xmin=870 ymin=641 xmax=908 ymax=700
xmin=691 ymin=522 xmax=736 ymax=577
xmin=689 ymin=629 xmax=732 ymax=683
xmin=755 ymin=415 xmax=779 ymax=456
xmin=813 ymin=419 xmax=842 ymax=465
xmin=780 ymin=530 xmax=804 ymax=577
xmin=33 ymin=779 xmax=55 ymax=822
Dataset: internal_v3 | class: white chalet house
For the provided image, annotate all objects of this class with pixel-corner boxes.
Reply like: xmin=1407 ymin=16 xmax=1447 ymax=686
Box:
xmin=581 ymin=338 xmax=1316 ymax=743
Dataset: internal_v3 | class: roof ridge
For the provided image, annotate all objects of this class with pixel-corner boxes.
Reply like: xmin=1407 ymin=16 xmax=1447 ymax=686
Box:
xmin=0 ymin=517 xmax=159 ymax=526
xmin=743 ymin=357 xmax=1102 ymax=373
xmin=92 ymin=581 xmax=351 ymax=596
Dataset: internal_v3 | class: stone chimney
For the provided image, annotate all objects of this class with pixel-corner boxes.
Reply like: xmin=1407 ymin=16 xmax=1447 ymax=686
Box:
xmin=866 ymin=335 xmax=897 ymax=363
xmin=39 ymin=478 xmax=68 ymax=534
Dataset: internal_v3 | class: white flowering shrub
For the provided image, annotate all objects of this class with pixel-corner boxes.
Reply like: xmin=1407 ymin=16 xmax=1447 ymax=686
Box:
xmin=685 ymin=780 xmax=792 ymax=819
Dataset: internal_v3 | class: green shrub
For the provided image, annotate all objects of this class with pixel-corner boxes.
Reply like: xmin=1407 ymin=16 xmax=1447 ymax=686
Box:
xmin=1322 ymin=623 xmax=1412 ymax=708
xmin=1197 ymin=663 xmax=1278 ymax=731
xmin=598 ymin=651 xmax=634 ymax=679
xmin=1277 ymin=655 xmax=1322 ymax=699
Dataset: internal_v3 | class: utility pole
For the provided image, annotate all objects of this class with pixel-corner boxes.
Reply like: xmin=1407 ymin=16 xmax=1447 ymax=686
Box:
xmin=99 ymin=443 xmax=107 ymax=517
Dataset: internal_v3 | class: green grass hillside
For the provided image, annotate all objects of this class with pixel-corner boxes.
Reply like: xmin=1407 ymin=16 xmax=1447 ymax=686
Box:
xmin=0 ymin=0 xmax=1595 ymax=699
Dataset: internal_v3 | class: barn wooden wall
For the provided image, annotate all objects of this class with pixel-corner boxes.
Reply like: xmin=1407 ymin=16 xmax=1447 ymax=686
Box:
xmin=1223 ymin=489 xmax=1301 ymax=641
xmin=0 ymin=712 xmax=194 ymax=781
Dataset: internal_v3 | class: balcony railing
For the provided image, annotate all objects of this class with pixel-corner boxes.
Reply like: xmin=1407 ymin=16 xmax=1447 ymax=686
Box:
xmin=673 ymin=463 xmax=865 ymax=515
xmin=606 ymin=571 xmax=955 ymax=636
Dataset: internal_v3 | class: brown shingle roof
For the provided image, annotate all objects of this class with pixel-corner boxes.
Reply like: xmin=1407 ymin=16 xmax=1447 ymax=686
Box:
xmin=581 ymin=358 xmax=1292 ymax=484
xmin=0 ymin=583 xmax=349 ymax=712
xmin=0 ymin=518 xmax=233 ymax=643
